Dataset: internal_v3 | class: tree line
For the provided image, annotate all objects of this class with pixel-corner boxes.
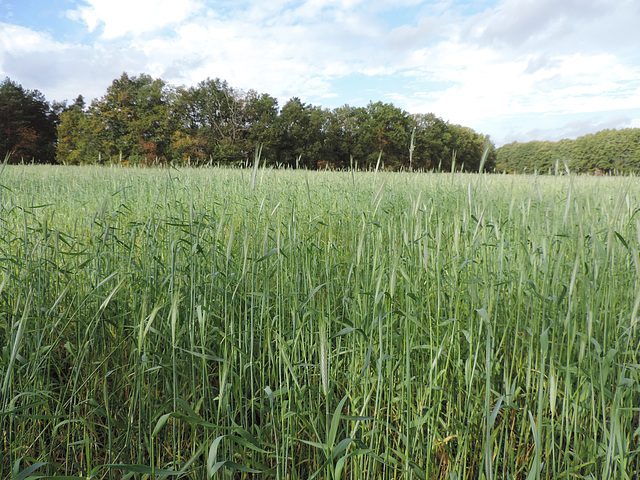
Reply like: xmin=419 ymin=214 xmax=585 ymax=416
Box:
xmin=2 ymin=74 xmax=495 ymax=171
xmin=495 ymin=129 xmax=640 ymax=174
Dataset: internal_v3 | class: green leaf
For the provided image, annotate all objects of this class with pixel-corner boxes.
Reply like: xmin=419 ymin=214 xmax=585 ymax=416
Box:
xmin=256 ymin=247 xmax=279 ymax=262
xmin=106 ymin=464 xmax=182 ymax=475
xmin=540 ymin=327 xmax=549 ymax=355
xmin=37 ymin=477 xmax=88 ymax=479
xmin=328 ymin=394 xmax=350 ymax=451
xmin=207 ymin=434 xmax=264 ymax=478
xmin=265 ymin=385 xmax=274 ymax=408
xmin=331 ymin=327 xmax=357 ymax=338
xmin=331 ymin=437 xmax=356 ymax=458
xmin=614 ymin=231 xmax=629 ymax=250
xmin=409 ymin=460 xmax=427 ymax=480
xmin=228 ymin=433 xmax=268 ymax=453
xmin=207 ymin=436 xmax=225 ymax=477
xmin=475 ymin=307 xmax=490 ymax=322
xmin=225 ymin=461 xmax=261 ymax=474
xmin=176 ymin=397 xmax=198 ymax=417
xmin=152 ymin=412 xmax=172 ymax=437
xmin=489 ymin=395 xmax=504 ymax=428
xmin=13 ymin=462 xmax=46 ymax=480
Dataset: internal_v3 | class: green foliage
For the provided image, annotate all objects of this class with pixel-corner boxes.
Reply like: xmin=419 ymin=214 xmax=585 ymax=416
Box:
xmin=411 ymin=113 xmax=452 ymax=170
xmin=360 ymin=101 xmax=411 ymax=169
xmin=57 ymin=74 xmax=178 ymax=165
xmin=174 ymin=78 xmax=247 ymax=164
xmin=93 ymin=73 xmax=177 ymax=164
xmin=496 ymin=129 xmax=640 ymax=174
xmin=56 ymin=95 xmax=102 ymax=165
xmin=1 ymin=166 xmax=639 ymax=478
xmin=0 ymin=77 xmax=58 ymax=163
xmin=270 ymin=97 xmax=325 ymax=168
xmin=322 ymin=104 xmax=367 ymax=168
xmin=244 ymin=89 xmax=280 ymax=158
xmin=3 ymin=73 xmax=496 ymax=170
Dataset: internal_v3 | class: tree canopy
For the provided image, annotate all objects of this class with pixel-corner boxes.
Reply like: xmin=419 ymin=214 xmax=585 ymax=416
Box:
xmin=6 ymin=72 xmax=499 ymax=170
xmin=495 ymin=129 xmax=640 ymax=174
xmin=0 ymin=77 xmax=59 ymax=163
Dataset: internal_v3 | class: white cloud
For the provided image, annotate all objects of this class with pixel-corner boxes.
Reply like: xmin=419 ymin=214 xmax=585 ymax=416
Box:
xmin=0 ymin=22 xmax=146 ymax=101
xmin=465 ymin=0 xmax=639 ymax=59
xmin=499 ymin=112 xmax=639 ymax=145
xmin=384 ymin=39 xmax=640 ymax=146
xmin=0 ymin=22 xmax=56 ymax=53
xmin=374 ymin=0 xmax=640 ymax=139
xmin=116 ymin=2 xmax=388 ymax=102
xmin=67 ymin=0 xmax=203 ymax=39
xmin=1 ymin=0 xmax=639 ymax=144
xmin=468 ymin=0 xmax=614 ymax=48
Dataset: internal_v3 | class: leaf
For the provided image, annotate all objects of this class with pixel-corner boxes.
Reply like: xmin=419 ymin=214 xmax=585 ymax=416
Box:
xmin=176 ymin=397 xmax=198 ymax=417
xmin=2 ymin=289 xmax=31 ymax=396
xmin=96 ymin=270 xmax=118 ymax=289
xmin=39 ymin=477 xmax=89 ymax=479
xmin=475 ymin=307 xmax=490 ymax=322
xmin=152 ymin=412 xmax=172 ymax=437
xmin=172 ymin=412 xmax=217 ymax=429
xmin=331 ymin=327 xmax=361 ymax=339
xmin=459 ymin=329 xmax=471 ymax=344
xmin=540 ymin=327 xmax=549 ymax=356
xmin=328 ymin=394 xmax=350 ymax=451
xmin=179 ymin=347 xmax=224 ymax=362
xmin=614 ymin=231 xmax=629 ymax=250
xmin=229 ymin=432 xmax=268 ymax=453
xmin=208 ymin=461 xmax=261 ymax=476
xmin=207 ymin=461 xmax=227 ymax=477
xmin=331 ymin=437 xmax=356 ymax=459
xmin=265 ymin=385 xmax=274 ymax=409
xmin=489 ymin=395 xmax=504 ymax=428
xmin=409 ymin=460 xmax=427 ymax=480
xmin=296 ymin=283 xmax=328 ymax=313
xmin=256 ymin=247 xmax=279 ymax=262
xmin=207 ymin=436 xmax=225 ymax=477
xmin=298 ymin=438 xmax=327 ymax=450
xmin=106 ymin=464 xmax=182 ymax=475
xmin=334 ymin=453 xmax=349 ymax=480
xmin=334 ymin=447 xmax=380 ymax=480
xmin=13 ymin=462 xmax=46 ymax=480
xmin=207 ymin=433 xmax=264 ymax=478
xmin=409 ymin=415 xmax=431 ymax=429
xmin=99 ymin=277 xmax=125 ymax=310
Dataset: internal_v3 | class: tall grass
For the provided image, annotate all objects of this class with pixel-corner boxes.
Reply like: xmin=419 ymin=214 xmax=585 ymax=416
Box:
xmin=1 ymin=165 xmax=639 ymax=479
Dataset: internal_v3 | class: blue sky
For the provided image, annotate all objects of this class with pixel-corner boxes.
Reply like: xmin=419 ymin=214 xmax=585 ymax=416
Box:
xmin=1 ymin=0 xmax=639 ymax=146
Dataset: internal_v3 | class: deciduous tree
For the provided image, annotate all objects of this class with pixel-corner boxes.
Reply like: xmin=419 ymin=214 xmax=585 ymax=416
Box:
xmin=91 ymin=73 xmax=176 ymax=164
xmin=271 ymin=97 xmax=326 ymax=168
xmin=0 ymin=77 xmax=57 ymax=163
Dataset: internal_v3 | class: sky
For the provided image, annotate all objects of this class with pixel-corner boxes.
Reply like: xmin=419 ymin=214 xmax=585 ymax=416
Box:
xmin=1 ymin=0 xmax=639 ymax=146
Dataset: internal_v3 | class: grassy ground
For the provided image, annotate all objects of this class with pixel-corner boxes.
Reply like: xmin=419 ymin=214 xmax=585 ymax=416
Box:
xmin=1 ymin=165 xmax=639 ymax=479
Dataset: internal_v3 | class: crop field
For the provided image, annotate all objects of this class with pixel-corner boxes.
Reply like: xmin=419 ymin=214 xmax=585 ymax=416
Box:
xmin=1 ymin=164 xmax=639 ymax=479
